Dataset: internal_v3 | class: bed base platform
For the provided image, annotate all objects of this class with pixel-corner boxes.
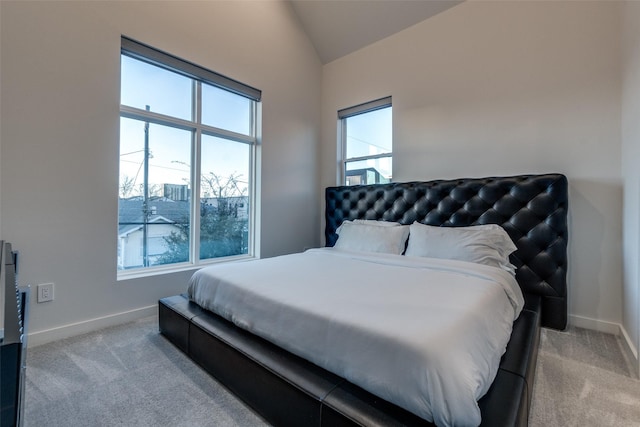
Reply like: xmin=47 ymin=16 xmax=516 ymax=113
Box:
xmin=159 ymin=293 xmax=541 ymax=427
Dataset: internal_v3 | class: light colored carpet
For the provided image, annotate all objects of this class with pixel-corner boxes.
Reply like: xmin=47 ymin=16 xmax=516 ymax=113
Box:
xmin=24 ymin=316 xmax=640 ymax=426
xmin=530 ymin=326 xmax=640 ymax=427
xmin=24 ymin=316 xmax=268 ymax=427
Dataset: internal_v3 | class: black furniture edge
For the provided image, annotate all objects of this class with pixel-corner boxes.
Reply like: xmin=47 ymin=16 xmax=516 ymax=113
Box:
xmin=159 ymin=173 xmax=569 ymax=426
xmin=159 ymin=295 xmax=539 ymax=427
xmin=1 ymin=241 xmax=28 ymax=427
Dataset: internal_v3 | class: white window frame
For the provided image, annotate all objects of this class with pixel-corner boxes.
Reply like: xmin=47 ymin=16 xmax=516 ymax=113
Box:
xmin=338 ymin=96 xmax=392 ymax=185
xmin=118 ymin=37 xmax=261 ymax=278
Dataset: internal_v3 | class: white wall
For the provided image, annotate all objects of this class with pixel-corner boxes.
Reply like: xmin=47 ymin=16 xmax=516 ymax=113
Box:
xmin=0 ymin=3 xmax=3 ymax=234
xmin=0 ymin=0 xmax=321 ymax=344
xmin=320 ymin=2 xmax=623 ymax=330
xmin=622 ymin=0 xmax=640 ymax=367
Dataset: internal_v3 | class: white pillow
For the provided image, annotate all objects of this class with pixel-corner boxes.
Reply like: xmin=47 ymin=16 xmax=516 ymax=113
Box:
xmin=336 ymin=219 xmax=401 ymax=235
xmin=405 ymin=222 xmax=517 ymax=273
xmin=334 ymin=221 xmax=410 ymax=255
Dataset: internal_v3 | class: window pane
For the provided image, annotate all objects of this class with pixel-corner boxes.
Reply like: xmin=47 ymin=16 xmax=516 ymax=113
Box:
xmin=121 ymin=55 xmax=192 ymax=120
xmin=200 ymin=135 xmax=250 ymax=260
xmin=345 ymin=157 xmax=392 ymax=186
xmin=118 ymin=117 xmax=192 ymax=269
xmin=345 ymin=107 xmax=392 ymax=159
xmin=202 ymin=84 xmax=252 ymax=135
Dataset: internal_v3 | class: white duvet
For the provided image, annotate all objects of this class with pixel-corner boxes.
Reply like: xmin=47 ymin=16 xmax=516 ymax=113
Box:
xmin=188 ymin=248 xmax=524 ymax=427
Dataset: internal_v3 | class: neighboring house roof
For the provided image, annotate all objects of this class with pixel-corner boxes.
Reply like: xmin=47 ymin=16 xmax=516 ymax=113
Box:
xmin=118 ymin=195 xmax=249 ymax=237
xmin=118 ymin=197 xmax=189 ymax=237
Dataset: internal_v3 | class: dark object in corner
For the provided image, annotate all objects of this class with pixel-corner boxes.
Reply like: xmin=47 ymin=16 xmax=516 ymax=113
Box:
xmin=1 ymin=242 xmax=29 ymax=427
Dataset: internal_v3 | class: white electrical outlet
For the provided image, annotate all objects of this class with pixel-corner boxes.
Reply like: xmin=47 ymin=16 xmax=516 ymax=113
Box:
xmin=37 ymin=283 xmax=54 ymax=303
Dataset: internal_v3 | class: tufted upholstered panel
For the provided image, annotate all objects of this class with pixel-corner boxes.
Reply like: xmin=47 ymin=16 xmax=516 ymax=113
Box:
xmin=325 ymin=174 xmax=568 ymax=330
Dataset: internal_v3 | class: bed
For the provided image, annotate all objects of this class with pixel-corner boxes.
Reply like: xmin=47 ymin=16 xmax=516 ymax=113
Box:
xmin=158 ymin=173 xmax=568 ymax=427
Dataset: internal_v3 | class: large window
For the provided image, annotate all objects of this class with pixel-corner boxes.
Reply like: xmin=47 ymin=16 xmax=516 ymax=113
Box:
xmin=118 ymin=37 xmax=260 ymax=273
xmin=339 ymin=97 xmax=392 ymax=186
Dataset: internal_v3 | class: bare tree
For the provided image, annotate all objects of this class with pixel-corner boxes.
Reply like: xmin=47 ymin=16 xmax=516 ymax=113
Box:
xmin=201 ymin=171 xmax=247 ymax=198
xmin=119 ymin=175 xmax=136 ymax=198
xmin=157 ymin=171 xmax=249 ymax=264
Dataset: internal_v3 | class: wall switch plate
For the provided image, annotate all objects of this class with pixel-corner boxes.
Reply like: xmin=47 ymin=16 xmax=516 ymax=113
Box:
xmin=37 ymin=283 xmax=54 ymax=303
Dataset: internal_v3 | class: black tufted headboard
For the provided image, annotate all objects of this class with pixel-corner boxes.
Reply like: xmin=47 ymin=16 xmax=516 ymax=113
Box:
xmin=325 ymin=174 xmax=568 ymax=330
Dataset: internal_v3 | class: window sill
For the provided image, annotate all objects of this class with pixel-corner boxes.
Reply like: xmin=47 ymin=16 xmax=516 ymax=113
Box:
xmin=116 ymin=254 xmax=257 ymax=281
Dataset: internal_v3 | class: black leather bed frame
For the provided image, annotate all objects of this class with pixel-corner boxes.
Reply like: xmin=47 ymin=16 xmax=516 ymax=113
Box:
xmin=159 ymin=173 xmax=568 ymax=427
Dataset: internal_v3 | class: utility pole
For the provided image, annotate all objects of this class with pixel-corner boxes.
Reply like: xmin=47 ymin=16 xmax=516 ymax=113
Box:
xmin=142 ymin=105 xmax=150 ymax=267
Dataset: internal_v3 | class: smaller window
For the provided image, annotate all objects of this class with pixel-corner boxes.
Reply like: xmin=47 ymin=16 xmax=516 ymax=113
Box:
xmin=338 ymin=97 xmax=392 ymax=186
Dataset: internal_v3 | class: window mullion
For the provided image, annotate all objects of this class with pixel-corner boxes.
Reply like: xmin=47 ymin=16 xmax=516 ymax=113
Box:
xmin=192 ymin=81 xmax=202 ymax=264
xmin=340 ymin=119 xmax=347 ymax=185
xmin=345 ymin=153 xmax=393 ymax=163
xmin=200 ymin=125 xmax=255 ymax=145
xmin=248 ymin=102 xmax=258 ymax=257
xmin=120 ymin=105 xmax=197 ymax=132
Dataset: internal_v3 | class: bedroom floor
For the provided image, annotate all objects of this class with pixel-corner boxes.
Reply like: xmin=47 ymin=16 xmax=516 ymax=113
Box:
xmin=23 ymin=316 xmax=640 ymax=427
xmin=530 ymin=326 xmax=640 ymax=427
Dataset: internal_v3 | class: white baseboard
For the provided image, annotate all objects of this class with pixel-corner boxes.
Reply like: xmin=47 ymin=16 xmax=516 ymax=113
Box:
xmin=569 ymin=313 xmax=638 ymax=365
xmin=27 ymin=305 xmax=157 ymax=348
xmin=619 ymin=324 xmax=640 ymax=379
xmin=569 ymin=314 xmax=621 ymax=334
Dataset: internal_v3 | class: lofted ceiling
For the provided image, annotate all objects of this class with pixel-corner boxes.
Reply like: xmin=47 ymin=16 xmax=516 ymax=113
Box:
xmin=289 ymin=0 xmax=463 ymax=64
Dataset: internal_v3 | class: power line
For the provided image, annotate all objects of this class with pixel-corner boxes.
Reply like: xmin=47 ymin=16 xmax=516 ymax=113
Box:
xmin=346 ymin=134 xmax=392 ymax=152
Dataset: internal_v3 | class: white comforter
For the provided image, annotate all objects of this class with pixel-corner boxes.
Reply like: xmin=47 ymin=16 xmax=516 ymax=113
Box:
xmin=188 ymin=248 xmax=524 ymax=427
